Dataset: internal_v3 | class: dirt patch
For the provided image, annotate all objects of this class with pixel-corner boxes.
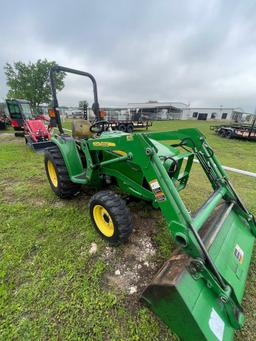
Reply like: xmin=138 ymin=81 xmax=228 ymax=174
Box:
xmin=26 ymin=176 xmax=46 ymax=185
xmin=0 ymin=189 xmax=48 ymax=207
xmin=0 ymin=178 xmax=22 ymax=204
xmin=0 ymin=132 xmax=14 ymax=136
xmin=51 ymin=200 xmax=67 ymax=208
xmin=0 ymin=133 xmax=22 ymax=143
xmin=101 ymin=208 xmax=163 ymax=305
xmin=0 ymin=177 xmax=46 ymax=206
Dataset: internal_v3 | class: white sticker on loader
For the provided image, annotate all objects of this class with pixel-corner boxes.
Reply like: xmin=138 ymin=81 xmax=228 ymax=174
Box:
xmin=209 ymin=308 xmax=224 ymax=341
xmin=234 ymin=244 xmax=244 ymax=264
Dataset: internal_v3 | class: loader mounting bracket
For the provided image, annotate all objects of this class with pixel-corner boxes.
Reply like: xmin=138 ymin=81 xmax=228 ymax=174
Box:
xmin=188 ymin=258 xmax=244 ymax=329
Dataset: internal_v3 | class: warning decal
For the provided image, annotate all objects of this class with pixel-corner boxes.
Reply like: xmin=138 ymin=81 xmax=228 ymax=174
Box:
xmin=234 ymin=244 xmax=244 ymax=264
xmin=209 ymin=308 xmax=224 ymax=341
xmin=149 ymin=179 xmax=166 ymax=202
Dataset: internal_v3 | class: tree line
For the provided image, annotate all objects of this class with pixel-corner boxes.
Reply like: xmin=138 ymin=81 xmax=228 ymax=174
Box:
xmin=4 ymin=59 xmax=88 ymax=111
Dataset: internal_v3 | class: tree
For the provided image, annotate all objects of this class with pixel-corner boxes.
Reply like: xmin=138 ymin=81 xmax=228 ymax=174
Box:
xmin=78 ymin=100 xmax=88 ymax=110
xmin=79 ymin=100 xmax=89 ymax=119
xmin=4 ymin=59 xmax=66 ymax=109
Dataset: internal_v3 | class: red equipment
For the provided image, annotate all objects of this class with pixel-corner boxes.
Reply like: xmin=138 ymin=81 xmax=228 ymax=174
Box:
xmin=0 ymin=111 xmax=10 ymax=129
xmin=6 ymin=99 xmax=54 ymax=151
xmin=24 ymin=118 xmax=53 ymax=151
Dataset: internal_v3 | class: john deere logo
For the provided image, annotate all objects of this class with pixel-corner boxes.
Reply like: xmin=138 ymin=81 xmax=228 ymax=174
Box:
xmin=92 ymin=141 xmax=116 ymax=147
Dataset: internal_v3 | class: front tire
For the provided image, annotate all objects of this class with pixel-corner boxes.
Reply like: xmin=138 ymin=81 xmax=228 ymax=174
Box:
xmin=89 ymin=190 xmax=133 ymax=245
xmin=44 ymin=145 xmax=81 ymax=198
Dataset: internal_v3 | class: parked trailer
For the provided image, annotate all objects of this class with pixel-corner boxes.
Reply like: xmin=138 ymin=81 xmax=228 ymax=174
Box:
xmin=210 ymin=118 xmax=256 ymax=140
xmin=107 ymin=120 xmax=152 ymax=133
xmin=96 ymin=108 xmax=153 ymax=133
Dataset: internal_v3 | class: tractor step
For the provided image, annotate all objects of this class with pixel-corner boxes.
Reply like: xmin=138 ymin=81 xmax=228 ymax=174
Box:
xmin=141 ymin=203 xmax=254 ymax=341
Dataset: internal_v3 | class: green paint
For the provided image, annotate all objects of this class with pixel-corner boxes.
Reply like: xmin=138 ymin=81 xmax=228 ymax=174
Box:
xmin=48 ymin=127 xmax=255 ymax=341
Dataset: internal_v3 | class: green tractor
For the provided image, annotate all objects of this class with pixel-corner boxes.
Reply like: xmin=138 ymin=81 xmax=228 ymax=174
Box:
xmin=45 ymin=66 xmax=255 ymax=341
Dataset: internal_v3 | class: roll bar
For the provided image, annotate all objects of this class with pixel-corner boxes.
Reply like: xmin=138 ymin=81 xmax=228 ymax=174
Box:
xmin=49 ymin=65 xmax=100 ymax=134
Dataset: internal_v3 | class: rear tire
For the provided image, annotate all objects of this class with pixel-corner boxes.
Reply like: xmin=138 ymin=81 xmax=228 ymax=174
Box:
xmin=126 ymin=124 xmax=134 ymax=133
xmin=89 ymin=190 xmax=133 ymax=245
xmin=44 ymin=145 xmax=81 ymax=198
xmin=14 ymin=131 xmax=24 ymax=137
xmin=226 ymin=131 xmax=232 ymax=139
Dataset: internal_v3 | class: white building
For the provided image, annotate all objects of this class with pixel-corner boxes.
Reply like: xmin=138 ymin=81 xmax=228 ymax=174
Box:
xmin=127 ymin=102 xmax=250 ymax=121
xmin=75 ymin=101 xmax=252 ymax=122
xmin=183 ymin=107 xmax=246 ymax=121
xmin=127 ymin=102 xmax=187 ymax=120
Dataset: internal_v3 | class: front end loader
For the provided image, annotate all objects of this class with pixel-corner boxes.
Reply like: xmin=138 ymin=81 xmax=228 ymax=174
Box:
xmin=6 ymin=99 xmax=54 ymax=151
xmin=44 ymin=65 xmax=255 ymax=341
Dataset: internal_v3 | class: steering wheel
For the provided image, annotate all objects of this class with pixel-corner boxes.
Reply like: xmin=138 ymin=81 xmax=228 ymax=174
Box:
xmin=90 ymin=120 xmax=110 ymax=134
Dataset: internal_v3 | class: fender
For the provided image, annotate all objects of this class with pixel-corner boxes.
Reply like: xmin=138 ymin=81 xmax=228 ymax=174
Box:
xmin=50 ymin=135 xmax=86 ymax=184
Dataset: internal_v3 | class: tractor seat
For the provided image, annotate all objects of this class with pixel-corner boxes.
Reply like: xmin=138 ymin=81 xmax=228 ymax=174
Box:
xmin=72 ymin=120 xmax=94 ymax=139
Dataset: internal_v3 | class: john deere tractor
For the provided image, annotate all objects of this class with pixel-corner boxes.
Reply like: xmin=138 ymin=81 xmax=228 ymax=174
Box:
xmin=44 ymin=65 xmax=255 ymax=341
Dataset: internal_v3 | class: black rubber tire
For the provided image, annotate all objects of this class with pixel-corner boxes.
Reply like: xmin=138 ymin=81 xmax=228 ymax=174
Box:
xmin=89 ymin=190 xmax=133 ymax=245
xmin=219 ymin=129 xmax=226 ymax=137
xmin=44 ymin=145 xmax=81 ymax=198
xmin=117 ymin=123 xmax=126 ymax=132
xmin=126 ymin=124 xmax=134 ymax=133
xmin=0 ymin=122 xmax=6 ymax=129
xmin=226 ymin=131 xmax=233 ymax=139
xmin=14 ymin=131 xmax=24 ymax=137
xmin=24 ymin=136 xmax=32 ymax=144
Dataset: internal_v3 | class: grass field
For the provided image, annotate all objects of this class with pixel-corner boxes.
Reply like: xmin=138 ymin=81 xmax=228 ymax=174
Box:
xmin=0 ymin=120 xmax=255 ymax=340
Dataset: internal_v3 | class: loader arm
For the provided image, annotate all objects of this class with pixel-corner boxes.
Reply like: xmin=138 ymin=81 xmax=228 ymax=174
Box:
xmin=83 ymin=128 xmax=255 ymax=340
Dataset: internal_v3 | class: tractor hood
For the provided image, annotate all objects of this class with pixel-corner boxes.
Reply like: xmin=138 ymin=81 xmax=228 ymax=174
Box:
xmin=149 ymin=138 xmax=180 ymax=158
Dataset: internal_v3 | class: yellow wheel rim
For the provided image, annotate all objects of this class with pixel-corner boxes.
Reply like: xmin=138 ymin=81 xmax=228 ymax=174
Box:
xmin=93 ymin=205 xmax=114 ymax=237
xmin=47 ymin=160 xmax=58 ymax=187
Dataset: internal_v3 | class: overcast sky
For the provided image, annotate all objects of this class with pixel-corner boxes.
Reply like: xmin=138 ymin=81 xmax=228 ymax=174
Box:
xmin=1 ymin=0 xmax=256 ymax=111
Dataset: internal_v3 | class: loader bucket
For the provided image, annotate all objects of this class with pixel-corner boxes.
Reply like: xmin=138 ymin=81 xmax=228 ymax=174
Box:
xmin=142 ymin=201 xmax=255 ymax=341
